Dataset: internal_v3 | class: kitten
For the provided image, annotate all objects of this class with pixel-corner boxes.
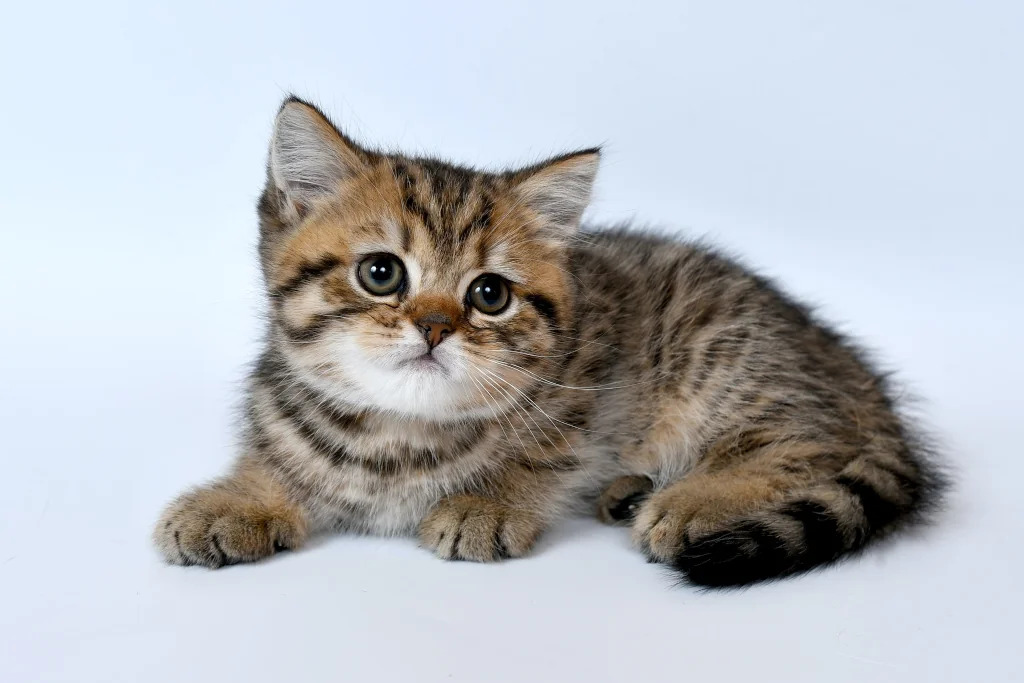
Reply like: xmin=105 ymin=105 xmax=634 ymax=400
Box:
xmin=153 ymin=96 xmax=945 ymax=586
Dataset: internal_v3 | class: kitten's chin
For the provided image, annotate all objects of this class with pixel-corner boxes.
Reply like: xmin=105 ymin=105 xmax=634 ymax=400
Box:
xmin=320 ymin=336 xmax=482 ymax=421
xmin=399 ymin=353 xmax=447 ymax=373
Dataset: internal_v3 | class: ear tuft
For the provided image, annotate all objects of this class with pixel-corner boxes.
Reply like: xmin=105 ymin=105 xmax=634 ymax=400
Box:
xmin=513 ymin=149 xmax=600 ymax=233
xmin=269 ymin=97 xmax=366 ymax=216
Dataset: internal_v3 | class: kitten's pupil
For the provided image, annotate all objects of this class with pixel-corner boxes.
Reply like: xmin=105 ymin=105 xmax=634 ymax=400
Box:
xmin=479 ymin=283 xmax=499 ymax=305
xmin=368 ymin=259 xmax=392 ymax=283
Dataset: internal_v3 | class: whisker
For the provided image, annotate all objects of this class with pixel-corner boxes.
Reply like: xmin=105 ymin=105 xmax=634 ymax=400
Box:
xmin=472 ymin=352 xmax=665 ymax=393
xmin=474 ymin=367 xmax=549 ymax=455
xmin=463 ymin=365 xmax=545 ymax=475
xmin=461 ymin=365 xmax=518 ymax=455
xmin=473 ymin=363 xmax=629 ymax=437
xmin=475 ymin=366 xmax=598 ymax=487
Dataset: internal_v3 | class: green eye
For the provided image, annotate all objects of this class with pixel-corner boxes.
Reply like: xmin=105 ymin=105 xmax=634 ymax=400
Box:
xmin=467 ymin=274 xmax=511 ymax=315
xmin=357 ymin=254 xmax=405 ymax=295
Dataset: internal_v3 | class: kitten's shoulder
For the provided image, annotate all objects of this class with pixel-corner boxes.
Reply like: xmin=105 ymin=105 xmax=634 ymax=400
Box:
xmin=569 ymin=224 xmax=803 ymax=318
xmin=572 ymin=224 xmax=737 ymax=276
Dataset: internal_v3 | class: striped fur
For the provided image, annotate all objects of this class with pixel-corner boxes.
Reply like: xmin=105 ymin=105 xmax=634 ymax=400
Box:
xmin=153 ymin=97 xmax=946 ymax=586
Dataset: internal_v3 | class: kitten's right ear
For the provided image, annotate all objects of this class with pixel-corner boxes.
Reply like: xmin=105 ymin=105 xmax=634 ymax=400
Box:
xmin=268 ymin=97 xmax=367 ymax=219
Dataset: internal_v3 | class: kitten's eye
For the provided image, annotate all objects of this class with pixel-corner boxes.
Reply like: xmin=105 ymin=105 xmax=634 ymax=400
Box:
xmin=357 ymin=254 xmax=405 ymax=295
xmin=467 ymin=274 xmax=511 ymax=315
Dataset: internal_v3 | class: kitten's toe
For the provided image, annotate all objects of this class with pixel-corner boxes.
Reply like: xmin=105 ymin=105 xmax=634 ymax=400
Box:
xmin=631 ymin=485 xmax=744 ymax=563
xmin=631 ymin=488 xmax=703 ymax=563
xmin=597 ymin=475 xmax=655 ymax=525
xmin=154 ymin=490 xmax=307 ymax=568
xmin=419 ymin=495 xmax=543 ymax=562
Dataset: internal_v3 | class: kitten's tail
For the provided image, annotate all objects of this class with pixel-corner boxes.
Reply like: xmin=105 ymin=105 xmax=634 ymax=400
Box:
xmin=672 ymin=454 xmax=947 ymax=587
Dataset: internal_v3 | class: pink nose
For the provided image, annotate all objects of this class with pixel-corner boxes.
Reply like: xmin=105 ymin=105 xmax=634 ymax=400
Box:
xmin=415 ymin=314 xmax=454 ymax=349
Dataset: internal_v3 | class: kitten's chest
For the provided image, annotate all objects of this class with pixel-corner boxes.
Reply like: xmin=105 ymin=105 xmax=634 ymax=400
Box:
xmin=301 ymin=418 xmax=500 ymax=535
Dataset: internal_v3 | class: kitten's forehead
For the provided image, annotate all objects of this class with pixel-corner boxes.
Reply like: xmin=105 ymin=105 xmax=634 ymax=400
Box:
xmin=390 ymin=159 xmax=496 ymax=249
xmin=272 ymin=154 xmax=558 ymax=291
xmin=384 ymin=157 xmax=529 ymax=280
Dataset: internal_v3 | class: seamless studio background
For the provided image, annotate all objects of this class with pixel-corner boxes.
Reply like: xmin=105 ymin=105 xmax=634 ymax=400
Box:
xmin=1 ymin=2 xmax=1022 ymax=682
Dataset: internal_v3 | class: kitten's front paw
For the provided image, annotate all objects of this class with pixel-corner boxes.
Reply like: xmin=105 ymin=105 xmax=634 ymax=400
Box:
xmin=154 ymin=488 xmax=307 ymax=568
xmin=419 ymin=495 xmax=544 ymax=562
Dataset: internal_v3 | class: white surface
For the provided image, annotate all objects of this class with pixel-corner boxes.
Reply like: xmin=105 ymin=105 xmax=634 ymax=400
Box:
xmin=2 ymin=2 xmax=1022 ymax=681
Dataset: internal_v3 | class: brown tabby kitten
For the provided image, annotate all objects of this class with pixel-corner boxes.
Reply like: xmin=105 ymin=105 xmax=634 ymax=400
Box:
xmin=153 ymin=97 xmax=944 ymax=586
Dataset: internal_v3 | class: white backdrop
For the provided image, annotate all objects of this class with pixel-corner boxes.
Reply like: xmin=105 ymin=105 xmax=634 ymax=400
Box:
xmin=1 ymin=2 xmax=1021 ymax=681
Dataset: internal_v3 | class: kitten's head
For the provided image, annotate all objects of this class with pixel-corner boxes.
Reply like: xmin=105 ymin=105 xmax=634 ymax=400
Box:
xmin=258 ymin=97 xmax=599 ymax=421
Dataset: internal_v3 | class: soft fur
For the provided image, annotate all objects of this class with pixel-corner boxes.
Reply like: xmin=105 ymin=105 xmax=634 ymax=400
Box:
xmin=154 ymin=97 xmax=945 ymax=586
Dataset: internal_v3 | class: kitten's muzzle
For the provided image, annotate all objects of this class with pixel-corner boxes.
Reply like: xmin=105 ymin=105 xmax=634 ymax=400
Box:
xmin=415 ymin=313 xmax=454 ymax=349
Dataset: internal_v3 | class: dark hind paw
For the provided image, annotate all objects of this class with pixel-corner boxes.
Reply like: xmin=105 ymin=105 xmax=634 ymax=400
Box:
xmin=597 ymin=475 xmax=654 ymax=525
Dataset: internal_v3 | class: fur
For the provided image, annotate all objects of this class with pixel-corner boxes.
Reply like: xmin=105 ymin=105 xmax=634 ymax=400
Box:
xmin=154 ymin=97 xmax=946 ymax=586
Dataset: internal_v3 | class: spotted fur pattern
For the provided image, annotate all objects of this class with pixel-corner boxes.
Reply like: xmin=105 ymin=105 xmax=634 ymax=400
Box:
xmin=154 ymin=97 xmax=945 ymax=586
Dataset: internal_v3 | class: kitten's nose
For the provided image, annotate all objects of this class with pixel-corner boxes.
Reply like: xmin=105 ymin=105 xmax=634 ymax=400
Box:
xmin=415 ymin=313 xmax=454 ymax=349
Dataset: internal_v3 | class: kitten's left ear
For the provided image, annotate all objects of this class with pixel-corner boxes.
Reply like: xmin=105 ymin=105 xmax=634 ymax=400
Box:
xmin=511 ymin=148 xmax=601 ymax=234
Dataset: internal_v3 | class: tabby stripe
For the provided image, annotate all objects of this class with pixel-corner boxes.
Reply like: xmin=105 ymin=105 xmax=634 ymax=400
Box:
xmin=400 ymin=221 xmax=412 ymax=253
xmin=651 ymin=259 xmax=682 ymax=369
xmin=515 ymin=456 xmax=580 ymax=473
xmin=392 ymin=161 xmax=415 ymax=192
xmin=394 ymin=162 xmax=435 ymax=232
xmin=273 ymin=394 xmax=352 ymax=466
xmin=867 ymin=460 xmax=921 ymax=501
xmin=254 ymin=348 xmax=291 ymax=381
xmin=440 ymin=169 xmax=472 ymax=230
xmin=836 ymin=474 xmax=905 ymax=529
xmin=276 ymin=399 xmax=407 ymax=477
xmin=452 ymin=169 xmax=472 ymax=212
xmin=273 ymin=256 xmax=341 ymax=297
xmin=689 ymin=345 xmax=716 ymax=392
xmin=668 ymin=345 xmax=692 ymax=377
xmin=524 ymin=294 xmax=559 ymax=327
xmin=289 ymin=381 xmax=366 ymax=433
xmin=274 ymin=390 xmax=487 ymax=476
xmin=731 ymin=430 xmax=783 ymax=454
xmin=704 ymin=431 xmax=794 ymax=471
xmin=461 ymin=193 xmax=494 ymax=244
xmin=262 ymin=447 xmax=337 ymax=504
xmin=281 ymin=308 xmax=366 ymax=342
xmin=562 ymin=407 xmax=589 ymax=430
xmin=405 ymin=195 xmax=434 ymax=232
xmin=251 ymin=422 xmax=327 ymax=500
xmin=254 ymin=355 xmax=365 ymax=440
xmin=778 ymin=499 xmax=847 ymax=562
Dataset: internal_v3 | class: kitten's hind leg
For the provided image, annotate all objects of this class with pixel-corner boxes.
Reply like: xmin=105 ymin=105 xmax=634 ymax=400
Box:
xmin=153 ymin=461 xmax=308 ymax=568
xmin=631 ymin=463 xmax=827 ymax=586
xmin=632 ymin=466 xmax=794 ymax=561
xmin=630 ymin=451 xmax=923 ymax=587
xmin=597 ymin=475 xmax=655 ymax=525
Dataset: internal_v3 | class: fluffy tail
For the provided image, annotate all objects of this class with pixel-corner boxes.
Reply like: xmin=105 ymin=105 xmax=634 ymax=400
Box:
xmin=673 ymin=455 xmax=946 ymax=587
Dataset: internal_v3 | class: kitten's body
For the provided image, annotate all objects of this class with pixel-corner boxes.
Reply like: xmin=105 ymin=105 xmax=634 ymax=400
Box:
xmin=155 ymin=98 xmax=944 ymax=586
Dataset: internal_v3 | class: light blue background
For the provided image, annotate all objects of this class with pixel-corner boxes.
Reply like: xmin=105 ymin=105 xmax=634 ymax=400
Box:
xmin=1 ymin=2 xmax=1020 ymax=681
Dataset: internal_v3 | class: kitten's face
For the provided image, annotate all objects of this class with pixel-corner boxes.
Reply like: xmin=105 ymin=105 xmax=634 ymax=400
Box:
xmin=260 ymin=99 xmax=598 ymax=421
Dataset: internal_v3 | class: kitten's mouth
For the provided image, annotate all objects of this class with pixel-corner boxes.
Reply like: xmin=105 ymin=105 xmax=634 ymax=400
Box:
xmin=402 ymin=353 xmax=446 ymax=372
